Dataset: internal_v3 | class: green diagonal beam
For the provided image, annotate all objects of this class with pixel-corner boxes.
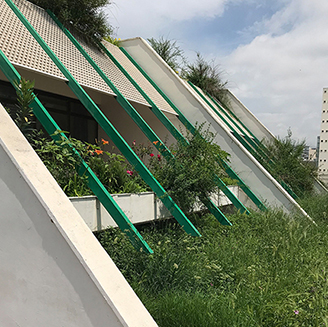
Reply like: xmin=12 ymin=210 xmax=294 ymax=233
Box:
xmin=204 ymin=91 xmax=274 ymax=164
xmin=4 ymin=0 xmax=201 ymax=236
xmin=188 ymin=81 xmax=269 ymax=165
xmin=0 ymin=48 xmax=153 ymax=253
xmin=207 ymin=92 xmax=270 ymax=153
xmin=47 ymin=10 xmax=233 ymax=225
xmin=120 ymin=47 xmax=267 ymax=212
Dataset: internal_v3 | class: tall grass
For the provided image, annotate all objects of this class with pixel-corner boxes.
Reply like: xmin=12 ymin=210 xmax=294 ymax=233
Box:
xmin=96 ymin=194 xmax=328 ymax=326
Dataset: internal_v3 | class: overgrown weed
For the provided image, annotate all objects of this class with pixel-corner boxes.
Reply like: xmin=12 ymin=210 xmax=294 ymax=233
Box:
xmin=97 ymin=194 xmax=328 ymax=326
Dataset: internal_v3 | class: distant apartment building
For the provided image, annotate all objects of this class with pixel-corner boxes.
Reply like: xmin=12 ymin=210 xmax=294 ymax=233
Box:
xmin=302 ymin=145 xmax=317 ymax=162
xmin=318 ymin=88 xmax=328 ymax=184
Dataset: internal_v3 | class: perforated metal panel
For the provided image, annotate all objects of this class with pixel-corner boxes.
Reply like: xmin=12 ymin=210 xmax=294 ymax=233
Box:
xmin=0 ymin=0 xmax=65 ymax=79
xmin=80 ymin=40 xmax=148 ymax=105
xmin=0 ymin=0 xmax=160 ymax=107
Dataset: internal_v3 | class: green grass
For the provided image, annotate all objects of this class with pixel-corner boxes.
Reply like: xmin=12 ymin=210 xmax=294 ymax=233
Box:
xmin=96 ymin=194 xmax=328 ymax=326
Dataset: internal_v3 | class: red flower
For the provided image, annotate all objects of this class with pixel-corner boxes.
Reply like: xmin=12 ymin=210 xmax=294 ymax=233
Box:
xmin=95 ymin=149 xmax=103 ymax=155
xmin=132 ymin=140 xmax=136 ymax=146
xmin=157 ymin=154 xmax=161 ymax=161
xmin=126 ymin=170 xmax=133 ymax=176
xmin=150 ymin=153 xmax=154 ymax=157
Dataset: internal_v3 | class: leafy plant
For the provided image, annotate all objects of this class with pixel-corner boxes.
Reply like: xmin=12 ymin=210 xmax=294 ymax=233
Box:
xmin=33 ymin=132 xmax=147 ymax=196
xmin=6 ymin=78 xmax=36 ymax=142
xmin=103 ymin=35 xmax=121 ymax=47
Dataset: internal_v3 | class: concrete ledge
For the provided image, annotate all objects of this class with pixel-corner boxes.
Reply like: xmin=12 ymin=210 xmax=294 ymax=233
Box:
xmin=70 ymin=186 xmax=244 ymax=231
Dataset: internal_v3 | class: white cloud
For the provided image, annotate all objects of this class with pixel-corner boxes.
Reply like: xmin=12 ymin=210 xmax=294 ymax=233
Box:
xmin=221 ymin=0 xmax=328 ymax=145
xmin=106 ymin=0 xmax=328 ymax=145
xmin=107 ymin=0 xmax=228 ymax=38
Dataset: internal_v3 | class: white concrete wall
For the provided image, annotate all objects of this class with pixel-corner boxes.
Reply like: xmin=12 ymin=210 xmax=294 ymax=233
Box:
xmin=120 ymin=38 xmax=309 ymax=216
xmin=0 ymin=104 xmax=157 ymax=327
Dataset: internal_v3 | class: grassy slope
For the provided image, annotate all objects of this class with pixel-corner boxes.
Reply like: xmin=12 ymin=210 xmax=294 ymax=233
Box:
xmin=96 ymin=194 xmax=328 ymax=327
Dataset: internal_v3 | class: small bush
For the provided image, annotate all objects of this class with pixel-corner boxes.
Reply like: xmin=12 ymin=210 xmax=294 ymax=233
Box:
xmin=264 ymin=129 xmax=318 ymax=197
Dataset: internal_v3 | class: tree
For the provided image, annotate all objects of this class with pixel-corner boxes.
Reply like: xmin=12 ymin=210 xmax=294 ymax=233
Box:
xmin=183 ymin=53 xmax=229 ymax=106
xmin=147 ymin=36 xmax=185 ymax=71
xmin=29 ymin=0 xmax=112 ymax=43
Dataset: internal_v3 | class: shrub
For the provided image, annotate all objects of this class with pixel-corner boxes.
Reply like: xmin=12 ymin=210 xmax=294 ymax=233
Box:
xmin=264 ymin=129 xmax=318 ymax=197
xmin=132 ymin=125 xmax=229 ymax=213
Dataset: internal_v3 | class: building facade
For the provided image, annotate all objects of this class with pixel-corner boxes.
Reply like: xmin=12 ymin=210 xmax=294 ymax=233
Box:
xmin=318 ymin=88 xmax=328 ymax=184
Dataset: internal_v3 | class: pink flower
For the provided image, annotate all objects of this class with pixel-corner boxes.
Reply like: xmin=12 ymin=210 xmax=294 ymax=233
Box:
xmin=294 ymin=310 xmax=299 ymax=315
xmin=210 ymin=283 xmax=214 ymax=287
xmin=132 ymin=140 xmax=136 ymax=146
xmin=157 ymin=154 xmax=161 ymax=161
xmin=150 ymin=153 xmax=154 ymax=157
xmin=126 ymin=170 xmax=133 ymax=176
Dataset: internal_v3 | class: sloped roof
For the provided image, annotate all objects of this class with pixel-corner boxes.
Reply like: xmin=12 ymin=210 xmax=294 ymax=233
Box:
xmin=0 ymin=0 xmax=177 ymax=115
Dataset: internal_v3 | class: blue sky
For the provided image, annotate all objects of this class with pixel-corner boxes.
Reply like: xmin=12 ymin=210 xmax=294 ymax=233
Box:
xmin=106 ymin=0 xmax=328 ymax=146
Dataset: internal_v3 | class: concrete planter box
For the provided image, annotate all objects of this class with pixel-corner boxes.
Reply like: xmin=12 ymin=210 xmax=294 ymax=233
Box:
xmin=70 ymin=186 xmax=247 ymax=232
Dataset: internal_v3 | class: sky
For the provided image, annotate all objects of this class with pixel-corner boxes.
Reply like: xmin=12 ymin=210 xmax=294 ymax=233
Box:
xmin=105 ymin=0 xmax=328 ymax=147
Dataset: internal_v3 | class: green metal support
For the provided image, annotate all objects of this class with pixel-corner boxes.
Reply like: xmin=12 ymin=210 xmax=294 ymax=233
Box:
xmin=4 ymin=0 xmax=201 ymax=236
xmin=0 ymin=48 xmax=153 ymax=253
xmin=188 ymin=81 xmax=269 ymax=165
xmin=207 ymin=92 xmax=269 ymax=152
xmin=204 ymin=91 xmax=274 ymax=164
xmin=120 ymin=47 xmax=267 ymax=212
xmin=48 ymin=10 xmax=233 ymax=224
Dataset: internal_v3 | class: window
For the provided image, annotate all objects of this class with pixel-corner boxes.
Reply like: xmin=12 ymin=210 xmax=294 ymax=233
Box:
xmin=0 ymin=80 xmax=98 ymax=143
